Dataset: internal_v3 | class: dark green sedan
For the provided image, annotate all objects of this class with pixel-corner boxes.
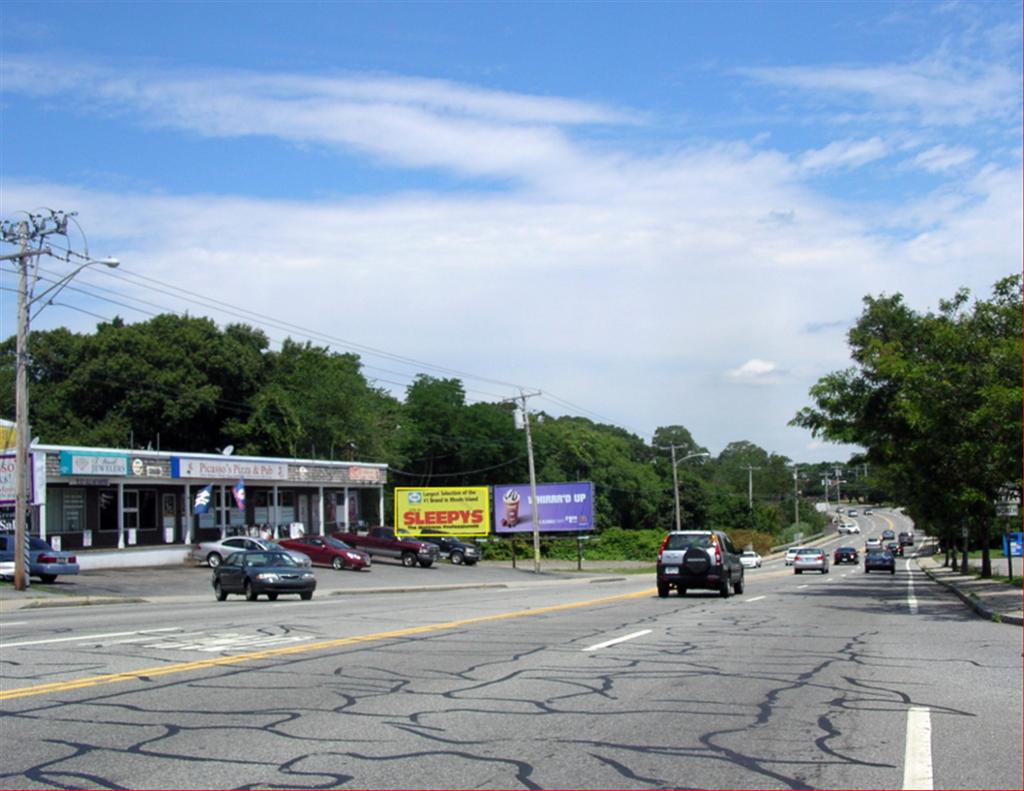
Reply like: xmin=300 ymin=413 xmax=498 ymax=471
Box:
xmin=212 ymin=550 xmax=316 ymax=601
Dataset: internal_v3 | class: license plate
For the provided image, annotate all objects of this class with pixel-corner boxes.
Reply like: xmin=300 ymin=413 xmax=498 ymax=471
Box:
xmin=663 ymin=566 xmax=679 ymax=574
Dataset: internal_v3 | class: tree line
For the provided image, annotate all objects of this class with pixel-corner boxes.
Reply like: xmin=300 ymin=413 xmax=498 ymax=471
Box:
xmin=793 ymin=275 xmax=1022 ymax=578
xmin=1 ymin=313 xmax=842 ymax=553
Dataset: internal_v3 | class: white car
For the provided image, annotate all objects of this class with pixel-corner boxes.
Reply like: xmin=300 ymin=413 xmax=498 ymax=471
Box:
xmin=785 ymin=546 xmax=803 ymax=566
xmin=191 ymin=536 xmax=311 ymax=568
xmin=739 ymin=550 xmax=762 ymax=568
xmin=837 ymin=522 xmax=861 ymax=535
xmin=865 ymin=537 xmax=883 ymax=551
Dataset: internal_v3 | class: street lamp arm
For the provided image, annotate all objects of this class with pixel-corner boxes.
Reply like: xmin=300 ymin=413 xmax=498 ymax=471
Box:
xmin=27 ymin=256 xmax=119 ymax=319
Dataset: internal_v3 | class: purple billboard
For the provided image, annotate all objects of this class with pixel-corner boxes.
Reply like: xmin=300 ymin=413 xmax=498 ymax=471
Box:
xmin=493 ymin=482 xmax=594 ymax=534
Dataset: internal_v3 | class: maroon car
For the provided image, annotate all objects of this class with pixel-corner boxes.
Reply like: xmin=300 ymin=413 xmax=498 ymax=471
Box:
xmin=278 ymin=535 xmax=371 ymax=571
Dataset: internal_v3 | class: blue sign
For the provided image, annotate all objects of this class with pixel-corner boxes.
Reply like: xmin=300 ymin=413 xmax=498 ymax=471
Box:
xmin=1002 ymin=532 xmax=1022 ymax=558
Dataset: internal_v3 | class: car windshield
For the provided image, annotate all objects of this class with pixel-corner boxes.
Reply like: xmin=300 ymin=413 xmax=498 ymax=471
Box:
xmin=324 ymin=537 xmax=351 ymax=550
xmin=666 ymin=534 xmax=711 ymax=551
xmin=245 ymin=552 xmax=297 ymax=567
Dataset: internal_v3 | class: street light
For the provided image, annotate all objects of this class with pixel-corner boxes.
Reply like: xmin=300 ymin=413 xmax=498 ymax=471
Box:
xmin=2 ymin=229 xmax=119 ymax=591
xmin=662 ymin=447 xmax=710 ymax=532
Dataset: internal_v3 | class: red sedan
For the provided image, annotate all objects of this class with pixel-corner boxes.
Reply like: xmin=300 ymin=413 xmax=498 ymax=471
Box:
xmin=278 ymin=535 xmax=372 ymax=571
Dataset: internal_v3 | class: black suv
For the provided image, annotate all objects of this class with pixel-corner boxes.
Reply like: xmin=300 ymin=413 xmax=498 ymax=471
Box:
xmin=656 ymin=530 xmax=744 ymax=598
xmin=417 ymin=535 xmax=480 ymax=565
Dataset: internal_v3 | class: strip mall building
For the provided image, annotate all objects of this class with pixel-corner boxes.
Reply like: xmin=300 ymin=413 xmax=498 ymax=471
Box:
xmin=2 ymin=443 xmax=387 ymax=552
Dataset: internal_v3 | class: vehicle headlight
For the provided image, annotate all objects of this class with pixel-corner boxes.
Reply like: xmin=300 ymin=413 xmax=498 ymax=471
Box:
xmin=256 ymin=573 xmax=280 ymax=582
xmin=346 ymin=553 xmax=360 ymax=560
xmin=301 ymin=572 xmax=315 ymax=579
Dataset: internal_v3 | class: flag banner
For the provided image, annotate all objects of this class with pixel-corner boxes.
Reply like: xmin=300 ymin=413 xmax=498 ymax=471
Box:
xmin=193 ymin=484 xmax=214 ymax=515
xmin=233 ymin=479 xmax=246 ymax=510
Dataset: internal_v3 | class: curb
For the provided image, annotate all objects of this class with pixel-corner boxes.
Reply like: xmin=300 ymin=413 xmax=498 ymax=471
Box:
xmin=915 ymin=559 xmax=1023 ymax=627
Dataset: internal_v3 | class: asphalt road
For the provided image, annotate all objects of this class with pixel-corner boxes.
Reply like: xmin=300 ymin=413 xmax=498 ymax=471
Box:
xmin=1 ymin=509 xmax=1021 ymax=789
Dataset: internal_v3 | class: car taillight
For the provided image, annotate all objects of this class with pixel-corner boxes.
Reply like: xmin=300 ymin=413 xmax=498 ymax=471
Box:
xmin=711 ymin=535 xmax=722 ymax=565
xmin=657 ymin=534 xmax=670 ymax=561
xmin=37 ymin=553 xmax=57 ymax=563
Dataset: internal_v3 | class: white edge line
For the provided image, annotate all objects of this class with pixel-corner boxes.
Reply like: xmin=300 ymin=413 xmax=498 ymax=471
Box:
xmin=903 ymin=705 xmax=933 ymax=789
xmin=746 ymin=595 xmax=767 ymax=602
xmin=4 ymin=627 xmax=179 ymax=648
xmin=583 ymin=629 xmax=652 ymax=652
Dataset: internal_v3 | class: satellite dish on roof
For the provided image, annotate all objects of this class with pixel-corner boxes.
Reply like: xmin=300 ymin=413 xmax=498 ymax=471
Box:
xmin=221 ymin=445 xmax=235 ymax=456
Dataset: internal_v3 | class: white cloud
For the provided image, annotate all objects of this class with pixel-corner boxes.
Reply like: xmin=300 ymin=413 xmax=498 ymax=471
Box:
xmin=912 ymin=144 xmax=977 ymax=172
xmin=725 ymin=359 xmax=781 ymax=385
xmin=741 ymin=55 xmax=1020 ymax=127
xmin=800 ymin=137 xmax=889 ymax=172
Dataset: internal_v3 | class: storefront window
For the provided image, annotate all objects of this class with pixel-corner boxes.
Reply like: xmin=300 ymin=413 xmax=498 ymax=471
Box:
xmin=45 ymin=488 xmax=86 ymax=533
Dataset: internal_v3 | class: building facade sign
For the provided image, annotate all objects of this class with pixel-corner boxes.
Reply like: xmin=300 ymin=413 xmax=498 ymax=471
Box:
xmin=1 ymin=452 xmax=44 ymax=505
xmin=59 ymin=451 xmax=129 ymax=477
xmin=172 ymin=457 xmax=289 ymax=481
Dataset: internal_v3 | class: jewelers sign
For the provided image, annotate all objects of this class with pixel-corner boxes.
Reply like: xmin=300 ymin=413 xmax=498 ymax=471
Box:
xmin=395 ymin=486 xmax=490 ymax=538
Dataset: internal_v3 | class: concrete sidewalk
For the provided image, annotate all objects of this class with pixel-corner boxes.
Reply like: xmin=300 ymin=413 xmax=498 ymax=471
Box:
xmin=915 ymin=553 xmax=1023 ymax=626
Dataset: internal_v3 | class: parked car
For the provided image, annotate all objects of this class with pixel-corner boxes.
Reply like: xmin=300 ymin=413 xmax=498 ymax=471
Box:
xmin=785 ymin=546 xmax=803 ymax=565
xmin=656 ymin=529 xmax=744 ymax=598
xmin=833 ymin=546 xmax=859 ymax=564
xmin=0 ymin=560 xmax=15 ymax=580
xmin=793 ymin=547 xmax=829 ymax=574
xmin=278 ymin=535 xmax=371 ymax=570
xmin=864 ymin=549 xmax=896 ymax=574
xmin=0 ymin=533 xmax=79 ymax=583
xmin=212 ymin=550 xmax=316 ymax=601
xmin=739 ymin=550 xmax=762 ymax=569
xmin=191 ymin=536 xmax=311 ymax=568
xmin=886 ymin=541 xmax=904 ymax=558
xmin=333 ymin=526 xmax=440 ymax=568
xmin=837 ymin=522 xmax=861 ymax=535
xmin=416 ymin=535 xmax=480 ymax=565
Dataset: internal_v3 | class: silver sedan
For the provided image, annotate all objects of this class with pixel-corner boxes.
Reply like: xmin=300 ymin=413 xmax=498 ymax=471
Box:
xmin=191 ymin=536 xmax=311 ymax=568
xmin=792 ymin=547 xmax=829 ymax=574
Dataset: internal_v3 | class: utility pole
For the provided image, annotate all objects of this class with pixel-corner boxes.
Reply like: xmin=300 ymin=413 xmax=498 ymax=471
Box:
xmin=742 ymin=465 xmax=761 ymax=510
xmin=2 ymin=210 xmax=120 ymax=591
xmin=518 ymin=390 xmax=542 ymax=574
xmin=792 ymin=465 xmax=800 ymax=527
xmin=658 ymin=446 xmax=710 ymax=532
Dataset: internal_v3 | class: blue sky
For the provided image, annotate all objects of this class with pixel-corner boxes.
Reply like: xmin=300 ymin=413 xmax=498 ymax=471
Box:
xmin=1 ymin=1 xmax=1021 ymax=464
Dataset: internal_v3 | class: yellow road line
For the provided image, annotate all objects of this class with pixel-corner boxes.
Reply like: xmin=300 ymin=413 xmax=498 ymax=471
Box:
xmin=1 ymin=587 xmax=654 ymax=702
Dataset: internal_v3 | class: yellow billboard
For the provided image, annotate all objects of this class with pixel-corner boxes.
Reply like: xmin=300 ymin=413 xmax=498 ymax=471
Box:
xmin=395 ymin=486 xmax=490 ymax=538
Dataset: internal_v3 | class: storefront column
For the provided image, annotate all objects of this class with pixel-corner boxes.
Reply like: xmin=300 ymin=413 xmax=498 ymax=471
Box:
xmin=343 ymin=487 xmax=350 ymax=530
xmin=38 ymin=502 xmax=47 ymax=541
xmin=317 ymin=486 xmax=325 ymax=535
xmin=272 ymin=485 xmax=279 ymax=538
xmin=219 ymin=484 xmax=227 ymax=539
xmin=185 ymin=484 xmax=193 ymax=544
xmin=379 ymin=488 xmax=384 ymax=527
xmin=117 ymin=481 xmax=125 ymax=549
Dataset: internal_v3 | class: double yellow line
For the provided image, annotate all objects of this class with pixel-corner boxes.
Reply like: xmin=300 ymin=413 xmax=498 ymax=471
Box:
xmin=1 ymin=587 xmax=653 ymax=702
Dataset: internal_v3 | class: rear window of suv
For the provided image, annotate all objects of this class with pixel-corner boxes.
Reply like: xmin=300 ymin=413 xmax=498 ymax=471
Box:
xmin=665 ymin=534 xmax=712 ymax=551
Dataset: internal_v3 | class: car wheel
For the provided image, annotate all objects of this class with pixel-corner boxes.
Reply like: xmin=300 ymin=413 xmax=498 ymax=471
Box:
xmin=207 ymin=552 xmax=222 ymax=568
xmin=450 ymin=551 xmax=464 ymax=565
xmin=300 ymin=591 xmax=313 ymax=600
xmin=419 ymin=559 xmax=434 ymax=568
xmin=244 ymin=580 xmax=258 ymax=601
xmin=733 ymin=577 xmax=744 ymax=595
xmin=678 ymin=587 xmax=687 ymax=596
xmin=332 ymin=556 xmax=344 ymax=570
xmin=890 ymin=568 xmax=895 ymax=575
xmin=401 ymin=552 xmax=417 ymax=567
xmin=214 ymin=580 xmax=228 ymax=601
xmin=38 ymin=574 xmax=57 ymax=584
xmin=719 ymin=578 xmax=731 ymax=598
xmin=795 ymin=569 xmax=802 ymax=574
xmin=822 ymin=568 xmax=829 ymax=574
xmin=657 ymin=581 xmax=669 ymax=598
xmin=267 ymin=592 xmax=279 ymax=601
